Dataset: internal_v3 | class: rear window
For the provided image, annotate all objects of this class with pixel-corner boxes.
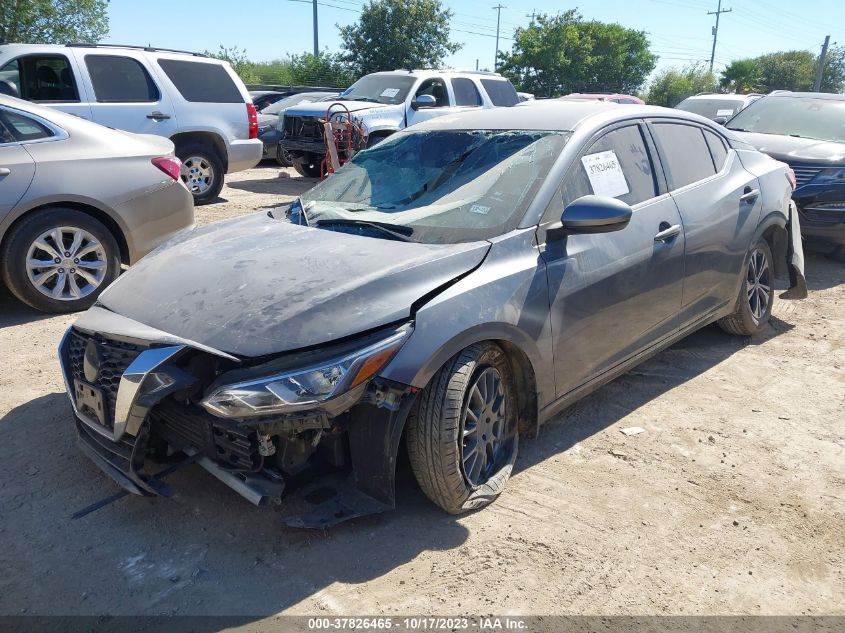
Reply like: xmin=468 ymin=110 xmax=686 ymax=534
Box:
xmin=652 ymin=123 xmax=717 ymax=189
xmin=480 ymin=79 xmax=519 ymax=107
xmin=85 ymin=55 xmax=159 ymax=103
xmin=157 ymin=59 xmax=243 ymax=103
xmin=452 ymin=78 xmax=482 ymax=107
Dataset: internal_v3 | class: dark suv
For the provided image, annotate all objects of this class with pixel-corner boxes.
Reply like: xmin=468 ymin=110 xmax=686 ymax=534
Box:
xmin=727 ymin=91 xmax=845 ymax=260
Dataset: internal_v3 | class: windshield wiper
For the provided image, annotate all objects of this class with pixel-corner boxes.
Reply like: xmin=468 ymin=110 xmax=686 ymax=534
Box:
xmin=347 ymin=96 xmax=381 ymax=103
xmin=315 ymin=218 xmax=413 ymax=242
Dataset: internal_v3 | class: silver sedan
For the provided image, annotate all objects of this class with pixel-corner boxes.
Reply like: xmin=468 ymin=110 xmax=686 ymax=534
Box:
xmin=0 ymin=95 xmax=194 ymax=313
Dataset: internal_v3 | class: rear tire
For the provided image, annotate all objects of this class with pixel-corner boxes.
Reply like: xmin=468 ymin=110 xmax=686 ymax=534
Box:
xmin=406 ymin=342 xmax=518 ymax=514
xmin=176 ymin=142 xmax=224 ymax=205
xmin=1 ymin=208 xmax=120 ymax=313
xmin=718 ymin=237 xmax=775 ymax=336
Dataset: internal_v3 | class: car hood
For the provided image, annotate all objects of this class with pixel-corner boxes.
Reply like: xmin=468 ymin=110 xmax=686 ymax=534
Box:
xmin=95 ymin=212 xmax=490 ymax=358
xmin=257 ymin=113 xmax=277 ymax=126
xmin=734 ymin=131 xmax=845 ymax=164
xmin=283 ymin=100 xmax=390 ymax=117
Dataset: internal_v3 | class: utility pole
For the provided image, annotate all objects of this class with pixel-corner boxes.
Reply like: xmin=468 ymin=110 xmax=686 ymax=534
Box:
xmin=708 ymin=0 xmax=732 ymax=73
xmin=493 ymin=4 xmax=505 ymax=71
xmin=312 ymin=0 xmax=319 ymax=56
xmin=814 ymin=35 xmax=831 ymax=92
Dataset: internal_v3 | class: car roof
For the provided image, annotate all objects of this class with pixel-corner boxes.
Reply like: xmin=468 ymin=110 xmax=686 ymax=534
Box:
xmin=411 ymin=100 xmax=722 ymax=133
xmin=766 ymin=91 xmax=845 ymax=101
xmin=364 ymin=69 xmax=509 ymax=79
xmin=683 ymin=93 xmax=756 ymax=101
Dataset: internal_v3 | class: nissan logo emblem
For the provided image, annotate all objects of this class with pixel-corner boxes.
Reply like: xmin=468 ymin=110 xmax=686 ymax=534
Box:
xmin=83 ymin=340 xmax=101 ymax=383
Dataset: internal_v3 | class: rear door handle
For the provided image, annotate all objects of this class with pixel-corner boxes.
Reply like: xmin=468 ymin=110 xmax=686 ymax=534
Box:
xmin=146 ymin=111 xmax=171 ymax=120
xmin=0 ymin=168 xmax=10 ymax=176
xmin=740 ymin=188 xmax=760 ymax=203
xmin=654 ymin=223 xmax=682 ymax=242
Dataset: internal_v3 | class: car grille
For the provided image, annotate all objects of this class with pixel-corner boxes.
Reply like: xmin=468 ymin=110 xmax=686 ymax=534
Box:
xmin=67 ymin=330 xmax=144 ymax=430
xmin=798 ymin=205 xmax=845 ymax=226
xmin=151 ymin=400 xmax=262 ymax=472
xmin=283 ymin=115 xmax=325 ymax=140
xmin=789 ymin=165 xmax=822 ymax=188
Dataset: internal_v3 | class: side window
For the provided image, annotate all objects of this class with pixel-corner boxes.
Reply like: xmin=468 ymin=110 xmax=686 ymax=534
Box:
xmin=480 ymin=79 xmax=519 ymax=106
xmin=85 ymin=55 xmax=159 ymax=103
xmin=555 ymin=125 xmax=657 ymax=216
xmin=652 ymin=123 xmax=717 ymax=189
xmin=451 ymin=78 xmax=482 ymax=107
xmin=157 ymin=59 xmax=243 ymax=103
xmin=0 ymin=110 xmax=53 ymax=142
xmin=703 ymin=129 xmax=729 ymax=171
xmin=414 ymin=78 xmax=450 ymax=107
xmin=0 ymin=55 xmax=79 ymax=102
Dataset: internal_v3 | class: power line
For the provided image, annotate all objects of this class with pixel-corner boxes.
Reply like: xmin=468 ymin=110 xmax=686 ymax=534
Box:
xmin=707 ymin=0 xmax=732 ymax=72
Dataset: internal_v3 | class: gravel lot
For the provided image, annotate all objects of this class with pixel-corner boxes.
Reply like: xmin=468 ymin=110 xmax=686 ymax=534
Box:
xmin=1 ymin=164 xmax=843 ymax=622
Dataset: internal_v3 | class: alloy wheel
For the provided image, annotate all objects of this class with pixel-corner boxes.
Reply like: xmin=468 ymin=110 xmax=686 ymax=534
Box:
xmin=25 ymin=226 xmax=107 ymax=301
xmin=181 ymin=156 xmax=214 ymax=194
xmin=746 ymin=246 xmax=771 ymax=321
xmin=460 ymin=366 xmax=508 ymax=487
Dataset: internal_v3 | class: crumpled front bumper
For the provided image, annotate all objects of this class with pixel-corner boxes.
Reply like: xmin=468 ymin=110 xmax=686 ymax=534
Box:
xmin=782 ymin=200 xmax=808 ymax=300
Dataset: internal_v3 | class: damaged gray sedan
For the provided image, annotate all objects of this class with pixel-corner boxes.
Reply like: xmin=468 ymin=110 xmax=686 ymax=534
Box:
xmin=59 ymin=102 xmax=807 ymax=527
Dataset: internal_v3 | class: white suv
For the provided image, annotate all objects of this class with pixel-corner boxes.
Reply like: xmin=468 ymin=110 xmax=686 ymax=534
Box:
xmin=279 ymin=69 xmax=519 ymax=177
xmin=0 ymin=43 xmax=263 ymax=204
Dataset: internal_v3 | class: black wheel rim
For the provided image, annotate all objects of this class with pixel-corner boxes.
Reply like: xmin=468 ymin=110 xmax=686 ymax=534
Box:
xmin=747 ymin=247 xmax=771 ymax=322
xmin=460 ymin=366 xmax=508 ymax=487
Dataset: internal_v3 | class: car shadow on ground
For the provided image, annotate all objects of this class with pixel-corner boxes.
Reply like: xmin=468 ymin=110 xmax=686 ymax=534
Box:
xmin=226 ymin=174 xmax=319 ymax=197
xmin=0 ymin=285 xmax=57 ymax=329
xmin=803 ymin=251 xmax=844 ymax=291
xmin=0 ymin=313 xmax=795 ymax=623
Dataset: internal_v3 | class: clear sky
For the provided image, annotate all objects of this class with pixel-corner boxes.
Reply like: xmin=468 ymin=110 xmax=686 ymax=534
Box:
xmin=104 ymin=0 xmax=843 ymax=80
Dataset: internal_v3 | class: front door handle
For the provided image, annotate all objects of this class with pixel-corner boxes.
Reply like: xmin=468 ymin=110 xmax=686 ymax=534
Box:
xmin=146 ymin=111 xmax=171 ymax=120
xmin=740 ymin=187 xmax=760 ymax=203
xmin=0 ymin=168 xmax=10 ymax=177
xmin=654 ymin=223 xmax=682 ymax=242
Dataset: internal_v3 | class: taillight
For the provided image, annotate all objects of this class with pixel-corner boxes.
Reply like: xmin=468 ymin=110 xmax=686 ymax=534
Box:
xmin=152 ymin=156 xmax=182 ymax=181
xmin=786 ymin=168 xmax=797 ymax=191
xmin=247 ymin=102 xmax=258 ymax=139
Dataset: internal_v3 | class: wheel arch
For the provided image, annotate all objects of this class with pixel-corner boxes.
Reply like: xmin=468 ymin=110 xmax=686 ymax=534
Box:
xmin=0 ymin=200 xmax=130 ymax=266
xmin=755 ymin=210 xmax=789 ymax=279
xmin=170 ymin=131 xmax=228 ymax=170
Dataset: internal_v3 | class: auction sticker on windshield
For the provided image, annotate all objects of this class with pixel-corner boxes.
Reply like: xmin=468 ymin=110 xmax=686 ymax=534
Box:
xmin=581 ymin=150 xmax=629 ymax=198
xmin=380 ymin=88 xmax=401 ymax=98
xmin=716 ymin=108 xmax=735 ymax=117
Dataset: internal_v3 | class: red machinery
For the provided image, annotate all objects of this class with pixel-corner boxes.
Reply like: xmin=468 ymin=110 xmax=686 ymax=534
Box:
xmin=321 ymin=102 xmax=368 ymax=177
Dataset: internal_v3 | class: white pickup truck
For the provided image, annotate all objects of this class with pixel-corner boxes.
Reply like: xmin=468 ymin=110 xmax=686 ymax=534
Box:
xmin=279 ymin=69 xmax=519 ymax=176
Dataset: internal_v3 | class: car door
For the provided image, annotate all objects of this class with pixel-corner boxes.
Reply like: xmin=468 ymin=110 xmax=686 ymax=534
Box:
xmin=0 ymin=109 xmax=38 ymax=217
xmin=405 ymin=77 xmax=456 ymax=127
xmin=0 ymin=53 xmax=93 ymax=120
xmin=70 ymin=50 xmax=179 ymax=137
xmin=538 ymin=122 xmax=686 ymax=397
xmin=648 ymin=120 xmax=761 ymax=327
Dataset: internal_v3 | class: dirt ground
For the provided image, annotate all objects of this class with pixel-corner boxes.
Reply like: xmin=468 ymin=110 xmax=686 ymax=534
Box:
xmin=1 ymin=164 xmax=843 ymax=622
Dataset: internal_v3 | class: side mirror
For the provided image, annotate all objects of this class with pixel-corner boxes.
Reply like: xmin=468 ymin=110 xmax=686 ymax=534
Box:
xmin=411 ymin=94 xmax=437 ymax=110
xmin=713 ymin=116 xmax=728 ymax=125
xmin=550 ymin=195 xmax=632 ymax=238
xmin=0 ymin=80 xmax=19 ymax=98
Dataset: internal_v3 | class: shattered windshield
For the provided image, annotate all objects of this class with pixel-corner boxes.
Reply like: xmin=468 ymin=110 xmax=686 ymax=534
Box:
xmin=296 ymin=129 xmax=570 ymax=244
xmin=339 ymin=75 xmax=417 ymax=105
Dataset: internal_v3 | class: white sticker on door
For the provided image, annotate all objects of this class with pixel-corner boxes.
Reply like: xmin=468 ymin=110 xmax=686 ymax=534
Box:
xmin=380 ymin=88 xmax=401 ymax=98
xmin=580 ymin=150 xmax=629 ymax=198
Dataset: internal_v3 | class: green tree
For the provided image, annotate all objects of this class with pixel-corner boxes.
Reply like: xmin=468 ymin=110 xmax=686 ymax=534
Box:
xmin=645 ymin=63 xmax=717 ymax=107
xmin=820 ymin=45 xmax=845 ymax=93
xmin=755 ymin=50 xmax=816 ymax=92
xmin=720 ymin=59 xmax=760 ymax=93
xmin=285 ymin=52 xmax=356 ymax=88
xmin=0 ymin=0 xmax=108 ymax=44
xmin=203 ymin=45 xmax=260 ymax=83
xmin=497 ymin=11 xmax=657 ymax=98
xmin=339 ymin=0 xmax=461 ymax=76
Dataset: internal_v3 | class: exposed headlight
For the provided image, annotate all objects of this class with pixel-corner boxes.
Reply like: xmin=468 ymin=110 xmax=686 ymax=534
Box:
xmin=813 ymin=168 xmax=845 ymax=184
xmin=200 ymin=326 xmax=411 ymax=418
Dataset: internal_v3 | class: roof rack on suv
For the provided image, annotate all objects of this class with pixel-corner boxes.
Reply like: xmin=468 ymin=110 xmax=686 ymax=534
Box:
xmin=65 ymin=43 xmax=207 ymax=57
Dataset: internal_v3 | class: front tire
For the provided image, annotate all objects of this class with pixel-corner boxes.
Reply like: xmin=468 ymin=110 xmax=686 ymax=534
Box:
xmin=293 ymin=157 xmax=322 ymax=178
xmin=1 ymin=208 xmax=121 ymax=313
xmin=406 ymin=342 xmax=518 ymax=514
xmin=177 ymin=143 xmax=225 ymax=205
xmin=718 ymin=237 xmax=775 ymax=336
